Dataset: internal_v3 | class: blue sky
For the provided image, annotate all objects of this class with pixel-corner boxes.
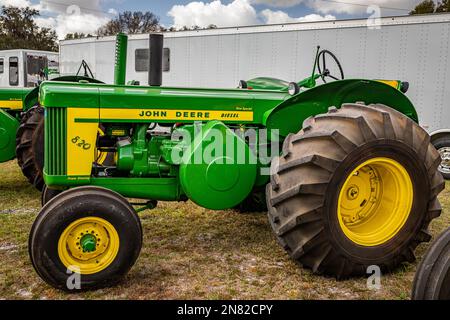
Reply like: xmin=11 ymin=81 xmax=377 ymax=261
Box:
xmin=110 ymin=0 xmax=341 ymax=26
xmin=0 ymin=0 xmax=424 ymax=38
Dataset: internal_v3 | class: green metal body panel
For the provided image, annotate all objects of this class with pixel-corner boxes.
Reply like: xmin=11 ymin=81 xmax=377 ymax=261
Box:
xmin=264 ymin=79 xmax=418 ymax=137
xmin=0 ymin=109 xmax=19 ymax=162
xmin=0 ymin=88 xmax=29 ymax=163
xmin=0 ymin=87 xmax=32 ymax=110
xmin=179 ymin=121 xmax=257 ymax=210
xmin=91 ymin=177 xmax=181 ymax=201
xmin=40 ymin=81 xmax=289 ymax=125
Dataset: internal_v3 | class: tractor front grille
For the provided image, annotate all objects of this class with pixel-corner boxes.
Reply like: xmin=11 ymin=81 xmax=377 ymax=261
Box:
xmin=45 ymin=108 xmax=67 ymax=176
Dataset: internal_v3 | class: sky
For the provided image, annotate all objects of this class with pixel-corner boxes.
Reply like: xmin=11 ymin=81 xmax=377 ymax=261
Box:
xmin=0 ymin=0 xmax=430 ymax=39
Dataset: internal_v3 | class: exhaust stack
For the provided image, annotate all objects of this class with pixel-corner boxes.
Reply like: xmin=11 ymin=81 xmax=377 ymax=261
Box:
xmin=149 ymin=34 xmax=164 ymax=87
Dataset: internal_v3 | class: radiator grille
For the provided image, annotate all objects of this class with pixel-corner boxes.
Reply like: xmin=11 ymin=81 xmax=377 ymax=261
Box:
xmin=45 ymin=108 xmax=67 ymax=176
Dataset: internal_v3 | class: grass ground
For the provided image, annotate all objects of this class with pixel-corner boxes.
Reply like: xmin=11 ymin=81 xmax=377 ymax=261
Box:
xmin=0 ymin=160 xmax=449 ymax=300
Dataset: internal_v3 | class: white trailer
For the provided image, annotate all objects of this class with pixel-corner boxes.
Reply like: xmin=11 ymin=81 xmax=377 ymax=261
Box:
xmin=59 ymin=13 xmax=450 ymax=177
xmin=0 ymin=49 xmax=59 ymax=88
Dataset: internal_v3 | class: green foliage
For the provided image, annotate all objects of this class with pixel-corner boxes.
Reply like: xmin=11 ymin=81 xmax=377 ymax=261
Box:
xmin=410 ymin=0 xmax=450 ymax=14
xmin=97 ymin=11 xmax=161 ymax=36
xmin=436 ymin=0 xmax=450 ymax=12
xmin=410 ymin=0 xmax=436 ymax=14
xmin=0 ymin=6 xmax=57 ymax=51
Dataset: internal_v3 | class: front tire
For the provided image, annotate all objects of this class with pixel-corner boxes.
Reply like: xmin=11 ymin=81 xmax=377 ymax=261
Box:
xmin=29 ymin=186 xmax=142 ymax=291
xmin=267 ymin=103 xmax=444 ymax=279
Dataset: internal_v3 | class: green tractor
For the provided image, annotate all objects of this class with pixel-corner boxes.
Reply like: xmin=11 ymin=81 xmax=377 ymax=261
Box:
xmin=29 ymin=33 xmax=444 ymax=290
xmin=0 ymin=64 xmax=103 ymax=191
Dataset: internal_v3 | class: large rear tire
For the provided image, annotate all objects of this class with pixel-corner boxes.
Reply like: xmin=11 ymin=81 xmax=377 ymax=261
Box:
xmin=29 ymin=186 xmax=142 ymax=291
xmin=267 ymin=103 xmax=444 ymax=279
xmin=16 ymin=105 xmax=44 ymax=191
xmin=412 ymin=227 xmax=450 ymax=300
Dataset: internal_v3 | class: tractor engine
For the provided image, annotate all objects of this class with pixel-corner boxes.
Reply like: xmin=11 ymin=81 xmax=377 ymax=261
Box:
xmin=93 ymin=122 xmax=261 ymax=210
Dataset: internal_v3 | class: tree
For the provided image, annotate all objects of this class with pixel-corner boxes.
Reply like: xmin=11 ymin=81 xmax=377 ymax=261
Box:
xmin=436 ymin=0 xmax=450 ymax=12
xmin=410 ymin=0 xmax=436 ymax=14
xmin=65 ymin=33 xmax=92 ymax=40
xmin=0 ymin=6 xmax=57 ymax=51
xmin=97 ymin=11 xmax=160 ymax=36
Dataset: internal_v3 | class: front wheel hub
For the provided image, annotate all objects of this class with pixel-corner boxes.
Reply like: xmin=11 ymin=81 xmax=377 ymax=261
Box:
xmin=80 ymin=234 xmax=97 ymax=253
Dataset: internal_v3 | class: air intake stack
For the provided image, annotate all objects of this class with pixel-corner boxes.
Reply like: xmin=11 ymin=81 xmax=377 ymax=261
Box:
xmin=114 ymin=33 xmax=128 ymax=85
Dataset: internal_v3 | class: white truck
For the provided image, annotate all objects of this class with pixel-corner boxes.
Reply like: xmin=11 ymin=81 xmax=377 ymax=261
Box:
xmin=0 ymin=49 xmax=59 ymax=88
xmin=58 ymin=13 xmax=450 ymax=179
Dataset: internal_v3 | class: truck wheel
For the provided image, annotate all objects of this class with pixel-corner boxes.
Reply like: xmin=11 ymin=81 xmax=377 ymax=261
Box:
xmin=267 ymin=103 xmax=444 ymax=279
xmin=432 ymin=135 xmax=450 ymax=180
xmin=29 ymin=186 xmax=142 ymax=291
xmin=16 ymin=105 xmax=44 ymax=191
xmin=412 ymin=227 xmax=450 ymax=300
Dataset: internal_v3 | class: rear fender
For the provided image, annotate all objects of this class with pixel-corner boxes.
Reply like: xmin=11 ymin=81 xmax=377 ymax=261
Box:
xmin=0 ymin=109 xmax=20 ymax=162
xmin=264 ymin=79 xmax=418 ymax=137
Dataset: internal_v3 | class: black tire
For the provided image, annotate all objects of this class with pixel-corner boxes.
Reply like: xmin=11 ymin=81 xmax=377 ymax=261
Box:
xmin=432 ymin=135 xmax=450 ymax=180
xmin=29 ymin=186 xmax=142 ymax=291
xmin=267 ymin=103 xmax=445 ymax=279
xmin=236 ymin=187 xmax=267 ymax=213
xmin=41 ymin=185 xmax=63 ymax=207
xmin=16 ymin=105 xmax=44 ymax=191
xmin=412 ymin=227 xmax=450 ymax=300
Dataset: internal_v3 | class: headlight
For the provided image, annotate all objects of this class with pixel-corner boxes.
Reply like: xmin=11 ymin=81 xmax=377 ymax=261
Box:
xmin=288 ymin=82 xmax=300 ymax=96
xmin=238 ymin=80 xmax=248 ymax=89
xmin=400 ymin=82 xmax=409 ymax=93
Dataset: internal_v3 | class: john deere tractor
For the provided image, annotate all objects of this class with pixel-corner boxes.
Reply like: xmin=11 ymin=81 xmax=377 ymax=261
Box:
xmin=28 ymin=33 xmax=444 ymax=290
xmin=0 ymin=61 xmax=103 ymax=191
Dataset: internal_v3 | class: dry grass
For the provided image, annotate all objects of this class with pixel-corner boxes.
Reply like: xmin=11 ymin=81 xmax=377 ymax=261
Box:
xmin=0 ymin=160 xmax=449 ymax=300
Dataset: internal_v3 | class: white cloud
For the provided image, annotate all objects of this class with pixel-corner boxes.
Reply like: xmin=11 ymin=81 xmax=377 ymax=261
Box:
xmin=0 ymin=0 xmax=40 ymax=9
xmin=35 ymin=12 xmax=110 ymax=39
xmin=261 ymin=9 xmax=335 ymax=24
xmin=168 ymin=0 xmax=259 ymax=28
xmin=251 ymin=0 xmax=304 ymax=8
xmin=307 ymin=0 xmax=424 ymax=15
xmin=1 ymin=0 xmax=112 ymax=39
xmin=0 ymin=0 xmax=28 ymax=6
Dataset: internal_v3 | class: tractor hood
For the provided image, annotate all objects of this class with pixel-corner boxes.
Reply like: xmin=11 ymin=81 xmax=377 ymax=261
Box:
xmin=39 ymin=81 xmax=290 ymax=125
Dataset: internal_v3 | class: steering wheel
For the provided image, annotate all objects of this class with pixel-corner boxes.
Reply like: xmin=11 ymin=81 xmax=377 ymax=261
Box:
xmin=317 ymin=50 xmax=344 ymax=83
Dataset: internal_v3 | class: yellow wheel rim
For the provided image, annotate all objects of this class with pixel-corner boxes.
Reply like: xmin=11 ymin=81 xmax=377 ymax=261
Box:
xmin=337 ymin=157 xmax=413 ymax=247
xmin=58 ymin=217 xmax=120 ymax=275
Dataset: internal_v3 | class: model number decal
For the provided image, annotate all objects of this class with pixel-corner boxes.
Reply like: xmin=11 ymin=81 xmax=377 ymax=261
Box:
xmin=71 ymin=136 xmax=92 ymax=150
